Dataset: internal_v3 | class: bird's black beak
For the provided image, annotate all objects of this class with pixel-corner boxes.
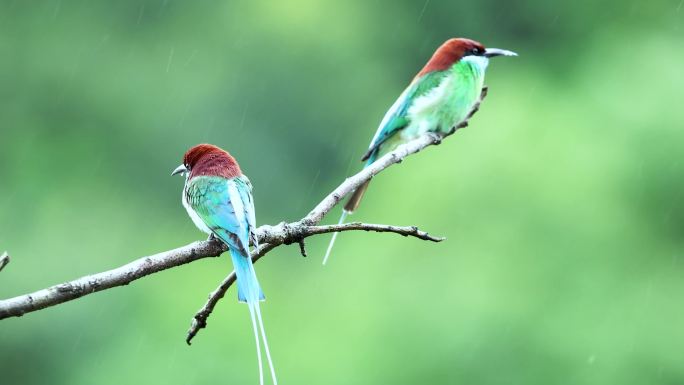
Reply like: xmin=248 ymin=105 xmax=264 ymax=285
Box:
xmin=484 ymin=48 xmax=518 ymax=58
xmin=171 ymin=164 xmax=188 ymax=176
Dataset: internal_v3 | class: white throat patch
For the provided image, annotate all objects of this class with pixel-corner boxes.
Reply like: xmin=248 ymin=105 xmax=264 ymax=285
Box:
xmin=461 ymin=55 xmax=490 ymax=73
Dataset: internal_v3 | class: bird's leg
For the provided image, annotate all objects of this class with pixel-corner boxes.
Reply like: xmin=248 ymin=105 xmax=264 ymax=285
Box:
xmin=207 ymin=233 xmax=218 ymax=242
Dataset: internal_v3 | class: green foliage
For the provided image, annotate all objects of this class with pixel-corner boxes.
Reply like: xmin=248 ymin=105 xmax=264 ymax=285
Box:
xmin=1 ymin=0 xmax=683 ymax=384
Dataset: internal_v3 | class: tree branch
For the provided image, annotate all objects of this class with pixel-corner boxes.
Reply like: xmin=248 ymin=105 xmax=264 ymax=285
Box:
xmin=302 ymin=222 xmax=445 ymax=242
xmin=0 ymin=252 xmax=9 ymax=273
xmin=301 ymin=86 xmax=487 ymax=226
xmin=0 ymin=87 xmax=487 ymax=345
xmin=184 ymin=223 xmax=445 ymax=344
xmin=185 ymin=86 xmax=487 ymax=344
xmin=0 ymin=222 xmax=444 ymax=321
xmin=185 ymin=242 xmax=275 ymax=344
xmin=0 ymin=241 xmax=226 ymax=319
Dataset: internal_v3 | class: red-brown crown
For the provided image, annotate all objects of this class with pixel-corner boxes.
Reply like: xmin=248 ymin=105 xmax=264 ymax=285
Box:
xmin=415 ymin=38 xmax=486 ymax=78
xmin=183 ymin=144 xmax=242 ymax=179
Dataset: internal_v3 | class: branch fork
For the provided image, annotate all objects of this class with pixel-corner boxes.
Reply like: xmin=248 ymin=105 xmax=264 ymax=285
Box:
xmin=0 ymin=87 xmax=488 ymax=346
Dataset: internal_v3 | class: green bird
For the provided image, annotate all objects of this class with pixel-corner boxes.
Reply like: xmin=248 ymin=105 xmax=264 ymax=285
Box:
xmin=323 ymin=38 xmax=517 ymax=265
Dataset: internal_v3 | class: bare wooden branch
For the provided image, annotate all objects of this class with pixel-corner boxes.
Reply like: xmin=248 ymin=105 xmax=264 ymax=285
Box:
xmin=186 ymin=242 xmax=275 ymax=345
xmin=302 ymin=87 xmax=488 ymax=225
xmin=0 ymin=252 xmax=9 ymax=273
xmin=0 ymin=221 xmax=442 ymax=321
xmin=0 ymin=241 xmax=226 ymax=319
xmin=185 ymin=87 xmax=487 ymax=343
xmin=185 ymin=222 xmax=445 ymax=344
xmin=0 ymin=87 xmax=488 ymax=345
xmin=304 ymin=222 xmax=445 ymax=242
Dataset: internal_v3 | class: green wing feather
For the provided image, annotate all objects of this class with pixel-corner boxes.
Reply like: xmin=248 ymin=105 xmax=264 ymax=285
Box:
xmin=362 ymin=70 xmax=448 ymax=163
xmin=185 ymin=175 xmax=253 ymax=254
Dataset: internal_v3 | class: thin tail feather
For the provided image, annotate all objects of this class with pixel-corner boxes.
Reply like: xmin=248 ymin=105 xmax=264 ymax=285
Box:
xmin=254 ymin=303 xmax=277 ymax=385
xmin=322 ymin=210 xmax=348 ymax=265
xmin=322 ymin=180 xmax=372 ymax=265
xmin=231 ymin=249 xmax=277 ymax=384
xmin=344 ymin=180 xmax=371 ymax=212
xmin=247 ymin=304 xmax=265 ymax=385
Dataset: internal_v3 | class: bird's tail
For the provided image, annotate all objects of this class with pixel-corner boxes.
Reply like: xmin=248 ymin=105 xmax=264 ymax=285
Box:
xmin=231 ymin=251 xmax=265 ymax=304
xmin=231 ymin=252 xmax=277 ymax=385
xmin=344 ymin=179 xmax=371 ymax=213
xmin=322 ymin=210 xmax=348 ymax=266
xmin=322 ymin=180 xmax=372 ymax=265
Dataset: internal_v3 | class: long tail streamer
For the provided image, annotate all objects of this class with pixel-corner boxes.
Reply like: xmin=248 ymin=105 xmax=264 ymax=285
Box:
xmin=255 ymin=304 xmax=277 ymax=385
xmin=322 ymin=210 xmax=348 ymax=265
xmin=232 ymin=252 xmax=277 ymax=385
xmin=248 ymin=305 xmax=265 ymax=385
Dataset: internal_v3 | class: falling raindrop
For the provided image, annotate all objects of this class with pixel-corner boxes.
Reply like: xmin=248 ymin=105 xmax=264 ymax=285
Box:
xmin=52 ymin=0 xmax=61 ymax=19
xmin=417 ymin=0 xmax=431 ymax=24
xmin=166 ymin=47 xmax=175 ymax=73
xmin=136 ymin=4 xmax=146 ymax=25
xmin=183 ymin=49 xmax=199 ymax=67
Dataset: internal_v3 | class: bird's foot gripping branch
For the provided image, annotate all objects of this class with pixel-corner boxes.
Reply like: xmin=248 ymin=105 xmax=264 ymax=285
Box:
xmin=0 ymin=87 xmax=487 ymax=345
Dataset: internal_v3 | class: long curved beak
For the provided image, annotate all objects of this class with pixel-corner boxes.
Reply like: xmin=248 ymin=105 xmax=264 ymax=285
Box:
xmin=171 ymin=164 xmax=188 ymax=176
xmin=484 ymin=48 xmax=518 ymax=58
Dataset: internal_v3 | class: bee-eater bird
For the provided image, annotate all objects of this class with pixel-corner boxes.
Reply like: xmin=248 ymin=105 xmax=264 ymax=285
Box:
xmin=172 ymin=144 xmax=277 ymax=385
xmin=323 ymin=38 xmax=517 ymax=265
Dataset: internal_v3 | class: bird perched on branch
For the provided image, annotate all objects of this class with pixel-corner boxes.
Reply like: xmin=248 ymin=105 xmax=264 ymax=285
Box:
xmin=173 ymin=144 xmax=277 ymax=385
xmin=323 ymin=38 xmax=517 ymax=265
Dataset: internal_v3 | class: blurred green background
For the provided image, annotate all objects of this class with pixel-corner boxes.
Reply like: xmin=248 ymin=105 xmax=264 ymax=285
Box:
xmin=1 ymin=0 xmax=683 ymax=384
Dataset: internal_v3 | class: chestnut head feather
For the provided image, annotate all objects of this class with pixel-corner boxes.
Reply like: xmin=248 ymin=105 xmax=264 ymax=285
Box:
xmin=175 ymin=144 xmax=242 ymax=179
xmin=416 ymin=38 xmax=486 ymax=77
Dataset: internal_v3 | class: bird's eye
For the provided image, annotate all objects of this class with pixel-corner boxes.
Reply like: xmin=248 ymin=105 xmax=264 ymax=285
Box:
xmin=470 ymin=47 xmax=482 ymax=56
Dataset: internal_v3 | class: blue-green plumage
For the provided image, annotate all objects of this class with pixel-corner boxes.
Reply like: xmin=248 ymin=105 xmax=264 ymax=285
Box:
xmin=174 ymin=144 xmax=277 ymax=385
xmin=363 ymin=57 xmax=487 ymax=165
xmin=185 ymin=175 xmax=264 ymax=303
